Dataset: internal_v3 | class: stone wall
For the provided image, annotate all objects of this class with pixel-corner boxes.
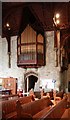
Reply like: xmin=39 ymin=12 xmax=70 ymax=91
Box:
xmin=0 ymin=36 xmax=25 ymax=89
xmin=0 ymin=31 xmax=69 ymax=92
xmin=38 ymin=31 xmax=60 ymax=91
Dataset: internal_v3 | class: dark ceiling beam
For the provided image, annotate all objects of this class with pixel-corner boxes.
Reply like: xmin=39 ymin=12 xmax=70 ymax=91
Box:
xmin=2 ymin=2 xmax=30 ymax=11
xmin=2 ymin=2 xmax=32 ymax=24
xmin=2 ymin=2 xmax=70 ymax=37
xmin=29 ymin=5 xmax=45 ymax=31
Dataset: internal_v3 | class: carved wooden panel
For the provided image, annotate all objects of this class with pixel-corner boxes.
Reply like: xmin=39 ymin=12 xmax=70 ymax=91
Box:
xmin=17 ymin=24 xmax=45 ymax=67
xmin=2 ymin=78 xmax=17 ymax=94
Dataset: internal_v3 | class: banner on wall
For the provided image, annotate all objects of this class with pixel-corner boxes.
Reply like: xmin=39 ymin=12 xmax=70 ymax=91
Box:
xmin=40 ymin=79 xmax=56 ymax=90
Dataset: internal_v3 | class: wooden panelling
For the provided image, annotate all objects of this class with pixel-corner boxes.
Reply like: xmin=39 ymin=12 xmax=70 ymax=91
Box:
xmin=2 ymin=78 xmax=17 ymax=94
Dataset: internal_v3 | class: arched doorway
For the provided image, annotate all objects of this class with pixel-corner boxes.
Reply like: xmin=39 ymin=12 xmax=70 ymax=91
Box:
xmin=24 ymin=71 xmax=38 ymax=93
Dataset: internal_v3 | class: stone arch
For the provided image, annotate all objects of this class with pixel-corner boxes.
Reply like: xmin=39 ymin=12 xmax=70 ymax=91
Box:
xmin=24 ymin=71 xmax=38 ymax=79
xmin=24 ymin=71 xmax=38 ymax=92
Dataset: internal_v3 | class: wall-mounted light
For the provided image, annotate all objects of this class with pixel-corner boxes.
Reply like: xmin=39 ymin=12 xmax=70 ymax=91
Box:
xmin=53 ymin=13 xmax=60 ymax=27
xmin=6 ymin=23 xmax=10 ymax=27
xmin=55 ymin=13 xmax=60 ymax=19
xmin=6 ymin=22 xmax=11 ymax=30
xmin=56 ymin=20 xmax=60 ymax=25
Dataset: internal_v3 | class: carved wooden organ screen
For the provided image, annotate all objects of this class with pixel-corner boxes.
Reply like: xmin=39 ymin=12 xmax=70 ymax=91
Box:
xmin=17 ymin=24 xmax=45 ymax=68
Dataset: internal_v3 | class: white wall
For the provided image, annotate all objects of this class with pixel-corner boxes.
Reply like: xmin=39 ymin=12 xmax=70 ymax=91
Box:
xmin=38 ymin=31 xmax=60 ymax=91
xmin=0 ymin=31 xmax=67 ymax=91
xmin=0 ymin=36 xmax=25 ymax=89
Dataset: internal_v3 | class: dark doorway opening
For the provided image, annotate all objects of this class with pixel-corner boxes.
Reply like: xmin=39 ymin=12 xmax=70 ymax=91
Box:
xmin=28 ymin=75 xmax=38 ymax=91
xmin=25 ymin=74 xmax=38 ymax=92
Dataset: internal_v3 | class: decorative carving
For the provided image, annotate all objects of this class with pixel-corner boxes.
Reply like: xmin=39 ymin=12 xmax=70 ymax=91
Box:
xmin=17 ymin=24 xmax=45 ymax=68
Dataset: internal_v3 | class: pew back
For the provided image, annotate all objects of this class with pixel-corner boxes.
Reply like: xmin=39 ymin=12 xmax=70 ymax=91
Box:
xmin=42 ymin=97 xmax=67 ymax=119
xmin=16 ymin=97 xmax=53 ymax=119
xmin=2 ymin=95 xmax=32 ymax=119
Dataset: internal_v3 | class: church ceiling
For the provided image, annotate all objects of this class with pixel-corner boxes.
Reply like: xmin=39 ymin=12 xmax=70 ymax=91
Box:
xmin=2 ymin=2 xmax=70 ymax=36
xmin=2 ymin=2 xmax=70 ymax=63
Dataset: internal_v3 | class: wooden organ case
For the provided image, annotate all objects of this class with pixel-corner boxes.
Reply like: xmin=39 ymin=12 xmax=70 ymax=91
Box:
xmin=17 ymin=24 xmax=45 ymax=68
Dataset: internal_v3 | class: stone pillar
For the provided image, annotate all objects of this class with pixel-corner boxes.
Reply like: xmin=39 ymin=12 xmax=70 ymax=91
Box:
xmin=60 ymin=70 xmax=68 ymax=92
xmin=38 ymin=31 xmax=60 ymax=91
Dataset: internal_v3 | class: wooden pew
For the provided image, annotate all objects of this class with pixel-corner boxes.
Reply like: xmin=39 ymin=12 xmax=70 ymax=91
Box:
xmin=61 ymin=108 xmax=69 ymax=119
xmin=1 ymin=95 xmax=33 ymax=120
xmin=41 ymin=97 xmax=68 ymax=119
xmin=60 ymin=93 xmax=70 ymax=119
xmin=16 ymin=97 xmax=68 ymax=120
xmin=16 ymin=97 xmax=53 ymax=119
xmin=56 ymin=91 xmax=64 ymax=99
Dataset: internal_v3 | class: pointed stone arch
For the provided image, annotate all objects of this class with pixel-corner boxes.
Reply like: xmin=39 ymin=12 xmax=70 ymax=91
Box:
xmin=24 ymin=71 xmax=38 ymax=79
xmin=24 ymin=71 xmax=38 ymax=92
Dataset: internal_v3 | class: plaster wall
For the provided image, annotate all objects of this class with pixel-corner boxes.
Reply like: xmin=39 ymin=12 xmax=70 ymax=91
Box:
xmin=0 ymin=31 xmax=68 ymax=91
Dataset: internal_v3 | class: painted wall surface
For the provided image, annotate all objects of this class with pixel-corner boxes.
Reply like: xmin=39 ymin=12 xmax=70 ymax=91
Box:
xmin=0 ymin=31 xmax=70 ymax=92
xmin=0 ymin=36 xmax=25 ymax=89
xmin=38 ymin=31 xmax=60 ymax=91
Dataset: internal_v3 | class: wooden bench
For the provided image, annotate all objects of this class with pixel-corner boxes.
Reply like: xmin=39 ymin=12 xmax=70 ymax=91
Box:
xmin=40 ymin=97 xmax=68 ymax=119
xmin=1 ymin=94 xmax=19 ymax=101
xmin=1 ymin=95 xmax=33 ymax=120
xmin=16 ymin=97 xmax=68 ymax=120
xmin=56 ymin=91 xmax=64 ymax=99
xmin=60 ymin=93 xmax=70 ymax=119
xmin=16 ymin=97 xmax=53 ymax=119
xmin=61 ymin=108 xmax=69 ymax=119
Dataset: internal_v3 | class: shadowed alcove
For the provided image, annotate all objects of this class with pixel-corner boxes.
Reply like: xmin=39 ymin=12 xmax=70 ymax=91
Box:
xmin=24 ymin=71 xmax=38 ymax=92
